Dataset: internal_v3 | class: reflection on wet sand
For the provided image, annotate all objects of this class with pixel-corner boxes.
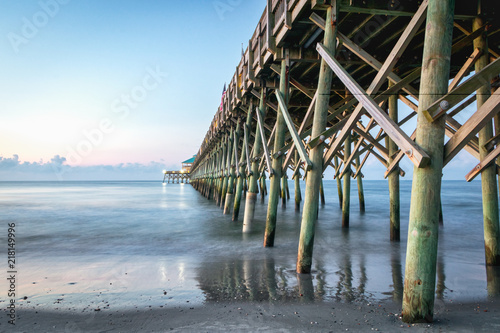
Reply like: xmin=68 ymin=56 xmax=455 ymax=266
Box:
xmin=391 ymin=246 xmax=403 ymax=303
xmin=436 ymin=254 xmax=446 ymax=300
xmin=197 ymin=255 xmax=316 ymax=303
xmin=486 ymin=266 xmax=500 ymax=298
xmin=196 ymin=252 xmax=371 ymax=304
xmin=333 ymin=229 xmax=368 ymax=303
xmin=194 ymin=249 xmax=500 ymax=305
xmin=196 ymin=222 xmax=500 ymax=305
xmin=296 ymin=273 xmax=315 ymax=302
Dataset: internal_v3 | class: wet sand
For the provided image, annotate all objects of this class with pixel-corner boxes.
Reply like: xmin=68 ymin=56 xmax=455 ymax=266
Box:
xmin=5 ymin=299 xmax=500 ymax=332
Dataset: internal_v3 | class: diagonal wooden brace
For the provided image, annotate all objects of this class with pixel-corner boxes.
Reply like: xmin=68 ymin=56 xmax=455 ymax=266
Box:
xmin=308 ymin=67 xmax=421 ymax=149
xmin=465 ymin=145 xmax=500 ymax=182
xmin=254 ymin=106 xmax=273 ymax=175
xmin=282 ymin=92 xmax=317 ymax=171
xmin=423 ymin=57 xmax=500 ymax=122
xmin=259 ymin=124 xmax=276 ymax=173
xmin=275 ymin=90 xmax=313 ymax=170
xmin=317 ymin=43 xmax=430 ymax=168
xmin=448 ymin=48 xmax=482 ymax=92
xmin=444 ymin=89 xmax=500 ymax=166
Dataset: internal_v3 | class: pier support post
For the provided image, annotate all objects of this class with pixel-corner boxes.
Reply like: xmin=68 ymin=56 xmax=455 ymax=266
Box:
xmin=285 ymin=175 xmax=290 ymax=200
xmin=220 ymin=131 xmax=231 ymax=209
xmin=260 ymin=172 xmax=267 ymax=203
xmin=387 ymin=82 xmax=400 ymax=241
xmin=234 ymin=109 xmax=254 ymax=221
xmin=224 ymin=123 xmax=239 ymax=215
xmin=297 ymin=3 xmax=337 ymax=273
xmin=294 ymin=152 xmax=302 ymax=212
xmin=243 ymin=88 xmax=267 ymax=232
xmin=216 ymin=141 xmax=224 ymax=206
xmin=355 ymin=155 xmax=365 ymax=212
xmin=402 ymin=0 xmax=454 ymax=323
xmin=264 ymin=57 xmax=290 ymax=247
xmin=342 ymin=132 xmax=351 ymax=228
xmin=208 ymin=157 xmax=215 ymax=200
xmin=320 ymin=177 xmax=326 ymax=206
xmin=334 ymin=156 xmax=343 ymax=209
xmin=281 ymin=175 xmax=287 ymax=207
xmin=233 ymin=164 xmax=245 ymax=220
xmin=474 ymin=15 xmax=500 ymax=266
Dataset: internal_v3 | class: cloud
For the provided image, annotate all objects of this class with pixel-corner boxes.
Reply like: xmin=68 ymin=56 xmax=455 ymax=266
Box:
xmin=0 ymin=155 xmax=175 ymax=181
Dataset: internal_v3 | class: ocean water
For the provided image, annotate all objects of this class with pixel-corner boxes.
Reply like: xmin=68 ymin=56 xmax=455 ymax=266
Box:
xmin=0 ymin=180 xmax=499 ymax=313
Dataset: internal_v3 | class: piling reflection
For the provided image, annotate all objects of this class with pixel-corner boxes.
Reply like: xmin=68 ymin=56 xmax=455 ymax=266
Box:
xmin=196 ymin=255 xmax=322 ymax=303
xmin=390 ymin=245 xmax=403 ymax=303
xmin=486 ymin=266 xmax=500 ymax=299
xmin=195 ymin=208 xmax=500 ymax=305
xmin=194 ymin=245 xmax=461 ymax=304
xmin=335 ymin=253 xmax=354 ymax=302
xmin=296 ymin=273 xmax=315 ymax=302
xmin=332 ymin=229 xmax=369 ymax=302
xmin=196 ymin=231 xmax=380 ymax=304
xmin=436 ymin=254 xmax=446 ymax=300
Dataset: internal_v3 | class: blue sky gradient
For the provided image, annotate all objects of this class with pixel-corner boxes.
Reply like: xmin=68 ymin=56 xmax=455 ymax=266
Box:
xmin=0 ymin=0 xmax=266 ymax=180
xmin=0 ymin=0 xmax=480 ymax=181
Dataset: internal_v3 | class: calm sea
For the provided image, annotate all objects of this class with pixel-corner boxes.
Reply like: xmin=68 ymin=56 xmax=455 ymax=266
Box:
xmin=1 ymin=180 xmax=499 ymax=312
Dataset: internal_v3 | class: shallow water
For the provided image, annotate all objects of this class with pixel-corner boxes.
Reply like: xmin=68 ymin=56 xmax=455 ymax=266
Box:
xmin=0 ymin=180 xmax=499 ymax=312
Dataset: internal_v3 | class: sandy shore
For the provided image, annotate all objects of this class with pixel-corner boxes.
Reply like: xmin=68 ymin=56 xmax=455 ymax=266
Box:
xmin=4 ymin=299 xmax=500 ymax=332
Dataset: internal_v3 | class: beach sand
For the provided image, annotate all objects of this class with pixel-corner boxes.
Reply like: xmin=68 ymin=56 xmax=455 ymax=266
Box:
xmin=4 ymin=298 xmax=500 ymax=332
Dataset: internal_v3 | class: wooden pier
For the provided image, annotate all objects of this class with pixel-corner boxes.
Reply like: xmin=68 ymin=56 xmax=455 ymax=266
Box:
xmin=162 ymin=156 xmax=195 ymax=184
xmin=188 ymin=0 xmax=500 ymax=323
xmin=162 ymin=171 xmax=190 ymax=184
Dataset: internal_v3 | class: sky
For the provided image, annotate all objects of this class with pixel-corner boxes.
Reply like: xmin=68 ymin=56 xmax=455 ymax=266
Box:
xmin=0 ymin=0 xmax=266 ymax=180
xmin=0 ymin=0 xmax=480 ymax=181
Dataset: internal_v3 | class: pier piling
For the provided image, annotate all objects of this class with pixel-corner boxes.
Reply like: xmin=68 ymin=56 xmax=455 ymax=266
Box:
xmin=187 ymin=0 xmax=500 ymax=323
xmin=264 ymin=59 xmax=289 ymax=247
xmin=296 ymin=4 xmax=337 ymax=273
xmin=402 ymin=0 xmax=455 ymax=323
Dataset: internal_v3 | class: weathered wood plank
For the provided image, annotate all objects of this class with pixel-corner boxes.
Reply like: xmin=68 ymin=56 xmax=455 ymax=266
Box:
xmin=444 ymin=89 xmax=500 ymax=166
xmin=318 ymin=0 xmax=428 ymax=171
xmin=275 ymin=90 xmax=313 ymax=169
xmin=310 ymin=12 xmax=419 ymax=99
xmin=448 ymin=48 xmax=482 ymax=92
xmin=423 ymin=57 xmax=500 ymax=122
xmin=282 ymin=92 xmax=317 ymax=170
xmin=450 ymin=24 xmax=486 ymax=55
xmin=317 ymin=43 xmax=430 ymax=168
xmin=466 ymin=144 xmax=500 ymax=182
xmin=384 ymin=131 xmax=416 ymax=178
xmin=454 ymin=22 xmax=500 ymax=58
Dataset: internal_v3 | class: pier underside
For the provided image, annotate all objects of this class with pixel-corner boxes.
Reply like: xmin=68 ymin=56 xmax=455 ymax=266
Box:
xmin=189 ymin=0 xmax=500 ymax=323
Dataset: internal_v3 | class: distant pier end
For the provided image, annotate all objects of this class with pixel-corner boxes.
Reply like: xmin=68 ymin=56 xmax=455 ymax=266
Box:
xmin=162 ymin=155 xmax=196 ymax=184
